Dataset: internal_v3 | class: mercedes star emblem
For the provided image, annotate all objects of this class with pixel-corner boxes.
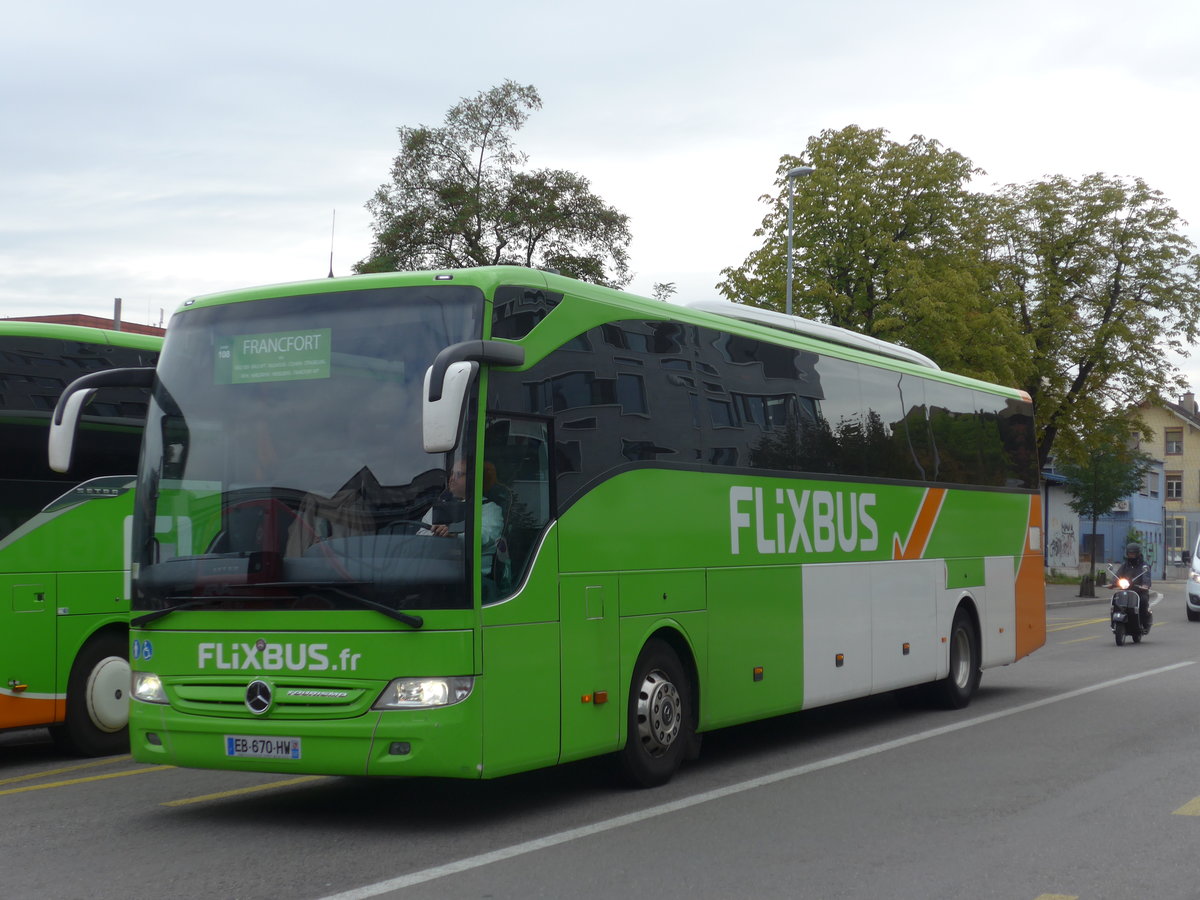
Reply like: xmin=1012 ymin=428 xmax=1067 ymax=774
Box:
xmin=245 ymin=679 xmax=273 ymax=715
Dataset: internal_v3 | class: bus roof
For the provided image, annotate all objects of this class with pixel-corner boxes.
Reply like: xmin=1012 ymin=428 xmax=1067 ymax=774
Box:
xmin=679 ymin=298 xmax=940 ymax=371
xmin=171 ymin=266 xmax=1022 ymax=398
xmin=0 ymin=319 xmax=163 ymax=350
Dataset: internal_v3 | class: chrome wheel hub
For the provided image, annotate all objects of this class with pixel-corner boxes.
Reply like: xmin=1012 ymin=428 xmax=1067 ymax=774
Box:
xmin=635 ymin=668 xmax=681 ymax=757
xmin=950 ymin=627 xmax=971 ymax=689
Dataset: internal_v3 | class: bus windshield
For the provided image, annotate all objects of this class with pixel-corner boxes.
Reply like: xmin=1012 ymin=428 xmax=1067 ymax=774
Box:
xmin=132 ymin=285 xmax=484 ymax=615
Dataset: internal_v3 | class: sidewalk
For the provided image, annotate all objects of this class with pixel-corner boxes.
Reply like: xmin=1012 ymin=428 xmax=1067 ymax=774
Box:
xmin=1045 ymin=579 xmax=1184 ymax=609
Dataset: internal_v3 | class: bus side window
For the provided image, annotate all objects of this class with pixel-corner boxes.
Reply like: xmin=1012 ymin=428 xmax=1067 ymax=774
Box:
xmin=484 ymin=416 xmax=551 ymax=602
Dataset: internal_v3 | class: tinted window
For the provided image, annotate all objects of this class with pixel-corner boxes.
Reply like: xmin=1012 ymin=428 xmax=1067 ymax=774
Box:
xmin=491 ymin=287 xmax=562 ymax=340
xmin=0 ymin=334 xmax=157 ymax=540
xmin=488 ymin=318 xmax=1037 ymax=513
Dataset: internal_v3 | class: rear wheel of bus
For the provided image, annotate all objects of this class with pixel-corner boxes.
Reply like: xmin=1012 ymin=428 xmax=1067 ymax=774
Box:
xmin=618 ymin=639 xmax=695 ymax=788
xmin=924 ymin=606 xmax=981 ymax=710
xmin=52 ymin=631 xmax=130 ymax=756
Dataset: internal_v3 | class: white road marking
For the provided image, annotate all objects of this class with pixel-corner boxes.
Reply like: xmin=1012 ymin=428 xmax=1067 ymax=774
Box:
xmin=319 ymin=661 xmax=1194 ymax=899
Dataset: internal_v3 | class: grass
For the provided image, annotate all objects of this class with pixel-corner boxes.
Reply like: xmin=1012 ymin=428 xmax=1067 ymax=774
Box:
xmin=1044 ymin=573 xmax=1082 ymax=585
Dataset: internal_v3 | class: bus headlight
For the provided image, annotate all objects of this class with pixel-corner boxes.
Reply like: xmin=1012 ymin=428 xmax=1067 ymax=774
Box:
xmin=132 ymin=672 xmax=168 ymax=704
xmin=373 ymin=677 xmax=474 ymax=709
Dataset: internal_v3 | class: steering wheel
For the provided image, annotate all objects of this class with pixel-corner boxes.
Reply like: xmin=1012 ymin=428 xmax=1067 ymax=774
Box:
xmin=378 ymin=519 xmax=432 ymax=536
xmin=216 ymin=497 xmax=354 ymax=580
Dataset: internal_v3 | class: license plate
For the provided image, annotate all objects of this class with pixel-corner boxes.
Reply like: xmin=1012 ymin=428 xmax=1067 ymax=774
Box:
xmin=224 ymin=735 xmax=302 ymax=760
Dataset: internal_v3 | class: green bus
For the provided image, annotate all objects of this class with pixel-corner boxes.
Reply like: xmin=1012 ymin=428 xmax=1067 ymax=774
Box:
xmin=2 ymin=321 xmax=160 ymax=755
xmin=52 ymin=267 xmax=1045 ymax=785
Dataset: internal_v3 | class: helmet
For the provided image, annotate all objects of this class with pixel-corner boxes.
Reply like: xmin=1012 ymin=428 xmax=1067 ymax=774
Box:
xmin=1125 ymin=542 xmax=1141 ymax=558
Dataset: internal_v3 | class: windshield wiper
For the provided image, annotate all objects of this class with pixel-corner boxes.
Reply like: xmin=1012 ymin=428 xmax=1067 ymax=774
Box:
xmin=132 ymin=590 xmax=425 ymax=629
xmin=326 ymin=587 xmax=424 ymax=629
xmin=131 ymin=599 xmax=211 ymax=627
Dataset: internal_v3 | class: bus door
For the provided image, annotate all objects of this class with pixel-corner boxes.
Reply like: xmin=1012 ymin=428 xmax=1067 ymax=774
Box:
xmin=479 ymin=416 xmax=566 ymax=774
xmin=1 ymin=577 xmax=58 ymax=728
xmin=480 ymin=416 xmax=618 ymax=761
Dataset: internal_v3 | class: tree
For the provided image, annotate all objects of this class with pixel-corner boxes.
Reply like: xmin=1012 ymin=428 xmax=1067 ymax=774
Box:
xmin=990 ymin=173 xmax=1200 ymax=467
xmin=717 ymin=125 xmax=1029 ymax=385
xmin=651 ymin=282 xmax=677 ymax=301
xmin=1056 ymin=422 xmax=1154 ymax=589
xmin=356 ymin=81 xmax=632 ymax=287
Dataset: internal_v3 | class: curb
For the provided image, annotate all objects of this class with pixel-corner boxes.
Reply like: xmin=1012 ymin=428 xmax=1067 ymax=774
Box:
xmin=1047 ymin=586 xmax=1175 ymax=610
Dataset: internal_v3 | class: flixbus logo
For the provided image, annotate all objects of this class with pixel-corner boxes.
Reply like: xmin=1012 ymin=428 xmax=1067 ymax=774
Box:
xmin=729 ymin=486 xmax=879 ymax=556
xmin=197 ymin=642 xmax=362 ymax=672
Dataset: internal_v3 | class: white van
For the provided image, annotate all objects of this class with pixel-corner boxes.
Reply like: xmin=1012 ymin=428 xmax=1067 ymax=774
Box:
xmin=1188 ymin=534 xmax=1200 ymax=621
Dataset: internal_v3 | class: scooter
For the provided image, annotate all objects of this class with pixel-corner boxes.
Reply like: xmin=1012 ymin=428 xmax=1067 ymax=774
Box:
xmin=1109 ymin=564 xmax=1152 ymax=646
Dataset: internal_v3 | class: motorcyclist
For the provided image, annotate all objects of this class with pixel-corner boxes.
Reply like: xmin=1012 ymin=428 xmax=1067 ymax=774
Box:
xmin=1115 ymin=542 xmax=1152 ymax=630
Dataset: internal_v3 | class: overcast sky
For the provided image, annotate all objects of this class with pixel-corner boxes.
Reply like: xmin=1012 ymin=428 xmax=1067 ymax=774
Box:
xmin=4 ymin=1 xmax=1199 ymax=387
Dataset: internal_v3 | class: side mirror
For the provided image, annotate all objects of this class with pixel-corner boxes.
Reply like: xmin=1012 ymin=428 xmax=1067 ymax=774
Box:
xmin=48 ymin=367 xmax=156 ymax=472
xmin=49 ymin=388 xmax=96 ymax=472
xmin=423 ymin=361 xmax=478 ymax=453
xmin=422 ymin=341 xmax=525 ymax=453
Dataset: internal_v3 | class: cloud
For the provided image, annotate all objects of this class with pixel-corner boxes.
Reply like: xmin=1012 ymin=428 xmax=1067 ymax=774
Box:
xmin=3 ymin=0 xmax=1198 ymax=392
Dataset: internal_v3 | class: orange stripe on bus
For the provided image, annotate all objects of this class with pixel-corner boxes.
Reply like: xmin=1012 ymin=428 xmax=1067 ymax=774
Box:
xmin=0 ymin=694 xmax=65 ymax=730
xmin=1014 ymin=494 xmax=1047 ymax=659
xmin=892 ymin=488 xmax=946 ymax=560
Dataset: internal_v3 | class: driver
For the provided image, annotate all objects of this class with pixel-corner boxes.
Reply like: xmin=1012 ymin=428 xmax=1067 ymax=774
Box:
xmin=420 ymin=460 xmax=502 ymax=552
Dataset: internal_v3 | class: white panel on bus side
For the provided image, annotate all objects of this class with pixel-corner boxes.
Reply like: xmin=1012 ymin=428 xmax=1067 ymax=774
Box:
xmin=801 ymin=563 xmax=873 ymax=708
xmin=870 ymin=560 xmax=941 ymax=693
xmin=803 ymin=560 xmax=949 ymax=708
xmin=980 ymin=556 xmax=1017 ymax=667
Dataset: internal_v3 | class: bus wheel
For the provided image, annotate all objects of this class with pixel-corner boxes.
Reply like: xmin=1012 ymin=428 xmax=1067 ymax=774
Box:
xmin=54 ymin=632 xmax=131 ymax=757
xmin=925 ymin=607 xmax=981 ymax=710
xmin=618 ymin=640 xmax=693 ymax=788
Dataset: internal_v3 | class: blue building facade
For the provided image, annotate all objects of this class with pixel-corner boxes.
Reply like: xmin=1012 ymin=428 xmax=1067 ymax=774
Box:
xmin=1082 ymin=458 xmax=1166 ymax=579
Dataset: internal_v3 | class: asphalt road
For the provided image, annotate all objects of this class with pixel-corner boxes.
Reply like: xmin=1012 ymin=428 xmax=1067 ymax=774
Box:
xmin=4 ymin=586 xmax=1199 ymax=900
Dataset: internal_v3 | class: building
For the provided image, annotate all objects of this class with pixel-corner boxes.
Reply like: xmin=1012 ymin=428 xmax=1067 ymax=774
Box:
xmin=1042 ymin=470 xmax=1080 ymax=577
xmin=1136 ymin=392 xmax=1200 ymax=577
xmin=1047 ymin=407 xmax=1173 ymax=579
xmin=4 ymin=313 xmax=164 ymax=337
xmin=1083 ymin=457 xmax=1166 ymax=579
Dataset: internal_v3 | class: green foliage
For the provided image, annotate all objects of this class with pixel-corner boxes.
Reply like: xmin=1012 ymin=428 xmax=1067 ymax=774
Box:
xmin=1056 ymin=423 xmax=1153 ymax=522
xmin=720 ymin=127 xmax=1200 ymax=468
xmin=651 ymin=282 xmax=677 ymax=301
xmin=356 ymin=81 xmax=632 ymax=287
xmin=990 ymin=173 xmax=1200 ymax=466
xmin=718 ymin=125 xmax=1030 ymax=386
xmin=1057 ymin=422 xmax=1154 ymax=581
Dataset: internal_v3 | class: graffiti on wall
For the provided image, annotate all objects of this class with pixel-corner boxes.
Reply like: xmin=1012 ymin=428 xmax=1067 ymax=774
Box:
xmin=1047 ymin=518 xmax=1078 ymax=569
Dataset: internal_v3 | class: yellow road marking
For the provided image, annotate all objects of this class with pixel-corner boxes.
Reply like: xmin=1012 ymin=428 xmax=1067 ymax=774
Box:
xmin=1047 ymin=617 xmax=1108 ymax=632
xmin=0 ymin=755 xmax=133 ymax=787
xmin=0 ymin=765 xmax=171 ymax=796
xmin=162 ymin=775 xmax=325 ymax=807
xmin=1173 ymin=796 xmax=1200 ymax=815
xmin=1062 ymin=635 xmax=1100 ymax=644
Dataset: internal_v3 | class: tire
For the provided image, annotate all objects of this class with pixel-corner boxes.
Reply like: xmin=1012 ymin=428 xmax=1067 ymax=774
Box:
xmin=54 ymin=631 xmax=130 ymax=756
xmin=926 ymin=607 xmax=981 ymax=710
xmin=617 ymin=639 xmax=694 ymax=788
xmin=1114 ymin=622 xmax=1126 ymax=646
xmin=1187 ymin=607 xmax=1200 ymax=623
xmin=1131 ymin=626 xmax=1142 ymax=644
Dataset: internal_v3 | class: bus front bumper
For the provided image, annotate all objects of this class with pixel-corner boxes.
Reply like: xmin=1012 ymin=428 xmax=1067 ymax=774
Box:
xmin=130 ymin=698 xmax=483 ymax=778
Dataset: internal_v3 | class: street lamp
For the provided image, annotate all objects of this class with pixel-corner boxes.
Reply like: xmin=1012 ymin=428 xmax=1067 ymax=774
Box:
xmin=785 ymin=165 xmax=815 ymax=316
